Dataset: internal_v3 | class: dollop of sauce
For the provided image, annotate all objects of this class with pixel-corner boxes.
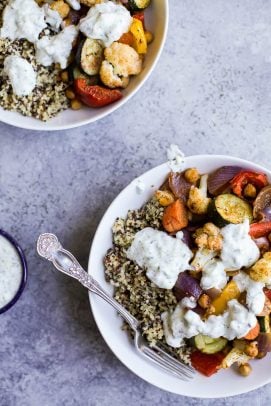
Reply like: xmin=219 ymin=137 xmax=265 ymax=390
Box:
xmin=0 ymin=0 xmax=46 ymax=43
xmin=221 ymin=220 xmax=260 ymax=270
xmin=4 ymin=55 xmax=36 ymax=96
xmin=200 ymin=258 xmax=227 ymax=290
xmin=42 ymin=4 xmax=62 ymax=32
xmin=126 ymin=228 xmax=193 ymax=289
xmin=162 ymin=298 xmax=258 ymax=347
xmin=35 ymin=25 xmax=78 ymax=69
xmin=79 ymin=1 xmax=132 ymax=47
xmin=233 ymin=271 xmax=265 ymax=314
xmin=0 ymin=235 xmax=22 ymax=309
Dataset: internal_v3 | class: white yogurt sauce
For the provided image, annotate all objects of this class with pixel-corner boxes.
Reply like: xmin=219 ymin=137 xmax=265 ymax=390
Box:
xmin=79 ymin=1 xmax=132 ymax=47
xmin=162 ymin=298 xmax=257 ymax=347
xmin=0 ymin=235 xmax=22 ymax=309
xmin=200 ymin=258 xmax=228 ymax=290
xmin=35 ymin=25 xmax=78 ymax=69
xmin=66 ymin=0 xmax=81 ymax=10
xmin=233 ymin=271 xmax=265 ymax=314
xmin=42 ymin=4 xmax=62 ymax=32
xmin=167 ymin=144 xmax=185 ymax=172
xmin=0 ymin=0 xmax=46 ymax=43
xmin=220 ymin=220 xmax=260 ymax=270
xmin=126 ymin=228 xmax=193 ymax=289
xmin=4 ymin=55 xmax=36 ymax=96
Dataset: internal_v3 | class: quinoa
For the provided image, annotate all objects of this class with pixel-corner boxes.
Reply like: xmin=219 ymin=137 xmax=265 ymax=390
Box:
xmin=104 ymin=198 xmax=192 ymax=364
xmin=0 ymin=1 xmax=69 ymax=121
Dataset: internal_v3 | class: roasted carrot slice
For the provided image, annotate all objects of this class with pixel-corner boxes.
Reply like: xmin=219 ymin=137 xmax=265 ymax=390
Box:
xmin=244 ymin=322 xmax=260 ymax=340
xmin=162 ymin=199 xmax=188 ymax=233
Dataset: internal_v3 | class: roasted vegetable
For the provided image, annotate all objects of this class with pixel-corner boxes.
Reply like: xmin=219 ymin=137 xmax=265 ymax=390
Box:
xmin=128 ymin=0 xmax=151 ymax=11
xmin=230 ymin=171 xmax=268 ymax=197
xmin=190 ymin=350 xmax=225 ymax=376
xmin=250 ymin=251 xmax=271 ymax=283
xmin=80 ymin=38 xmax=104 ymax=76
xmin=257 ymin=332 xmax=271 ymax=352
xmin=211 ymin=280 xmax=240 ymax=315
xmin=187 ymin=174 xmax=211 ymax=215
xmin=243 ymin=322 xmax=260 ymax=340
xmin=168 ymin=172 xmax=192 ymax=202
xmin=258 ymin=316 xmax=271 ymax=333
xmin=193 ymin=222 xmax=223 ymax=251
xmin=173 ymin=271 xmax=203 ymax=301
xmin=74 ymin=78 xmax=122 ymax=107
xmin=70 ymin=65 xmax=99 ymax=85
xmin=250 ymin=222 xmax=271 ymax=238
xmin=221 ymin=348 xmax=250 ymax=369
xmin=130 ymin=17 xmax=147 ymax=54
xmin=208 ymin=194 xmax=253 ymax=227
xmin=253 ymin=185 xmax=271 ymax=220
xmin=162 ymin=199 xmax=188 ymax=233
xmin=194 ymin=335 xmax=227 ymax=354
xmin=207 ymin=166 xmax=243 ymax=196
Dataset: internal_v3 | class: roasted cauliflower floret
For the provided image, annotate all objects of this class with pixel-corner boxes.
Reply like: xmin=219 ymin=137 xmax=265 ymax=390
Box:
xmin=105 ymin=42 xmax=142 ymax=76
xmin=194 ymin=222 xmax=223 ymax=251
xmin=100 ymin=61 xmax=130 ymax=88
xmin=187 ymin=174 xmax=211 ymax=215
xmin=249 ymin=251 xmax=271 ymax=284
xmin=221 ymin=348 xmax=251 ymax=369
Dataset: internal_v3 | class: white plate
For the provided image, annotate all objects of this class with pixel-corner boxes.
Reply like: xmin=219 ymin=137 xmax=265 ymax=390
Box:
xmin=88 ymin=155 xmax=271 ymax=398
xmin=0 ymin=0 xmax=168 ymax=131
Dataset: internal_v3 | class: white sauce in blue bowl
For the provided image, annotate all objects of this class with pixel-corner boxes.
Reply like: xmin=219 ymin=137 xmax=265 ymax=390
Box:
xmin=0 ymin=230 xmax=27 ymax=313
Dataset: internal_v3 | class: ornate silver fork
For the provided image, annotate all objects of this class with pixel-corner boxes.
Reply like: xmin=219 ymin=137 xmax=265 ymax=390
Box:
xmin=37 ymin=233 xmax=195 ymax=381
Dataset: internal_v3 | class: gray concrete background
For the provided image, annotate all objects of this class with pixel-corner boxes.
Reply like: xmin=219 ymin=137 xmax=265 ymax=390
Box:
xmin=1 ymin=0 xmax=271 ymax=405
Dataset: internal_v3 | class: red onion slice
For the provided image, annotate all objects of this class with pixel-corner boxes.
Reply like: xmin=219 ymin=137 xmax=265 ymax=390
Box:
xmin=207 ymin=166 xmax=243 ymax=196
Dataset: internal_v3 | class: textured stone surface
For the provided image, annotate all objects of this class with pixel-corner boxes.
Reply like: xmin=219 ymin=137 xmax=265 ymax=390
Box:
xmin=1 ymin=0 xmax=271 ymax=404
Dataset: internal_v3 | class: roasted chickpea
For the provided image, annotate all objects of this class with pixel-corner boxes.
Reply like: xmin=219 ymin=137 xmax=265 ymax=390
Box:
xmin=198 ymin=294 xmax=211 ymax=309
xmin=243 ymin=183 xmax=257 ymax=198
xmin=60 ymin=70 xmax=69 ymax=83
xmin=184 ymin=168 xmax=200 ymax=184
xmin=145 ymin=31 xmax=154 ymax=44
xmin=71 ymin=99 xmax=82 ymax=110
xmin=65 ymin=88 xmax=76 ymax=100
xmin=238 ymin=363 xmax=252 ymax=377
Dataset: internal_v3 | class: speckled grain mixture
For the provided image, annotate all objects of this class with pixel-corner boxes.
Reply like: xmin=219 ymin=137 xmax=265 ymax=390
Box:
xmin=0 ymin=1 xmax=69 ymax=121
xmin=104 ymin=198 xmax=192 ymax=364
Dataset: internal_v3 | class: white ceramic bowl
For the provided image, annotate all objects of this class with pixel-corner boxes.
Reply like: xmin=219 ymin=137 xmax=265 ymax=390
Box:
xmin=88 ymin=155 xmax=271 ymax=398
xmin=0 ymin=1 xmax=168 ymax=131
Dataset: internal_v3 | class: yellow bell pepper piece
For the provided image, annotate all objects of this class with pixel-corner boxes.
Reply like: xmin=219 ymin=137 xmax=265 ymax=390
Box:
xmin=130 ymin=18 xmax=147 ymax=54
xmin=211 ymin=280 xmax=240 ymax=315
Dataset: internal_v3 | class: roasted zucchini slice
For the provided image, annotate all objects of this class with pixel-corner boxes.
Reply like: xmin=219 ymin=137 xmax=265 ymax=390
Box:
xmin=208 ymin=194 xmax=253 ymax=227
xmin=258 ymin=316 xmax=271 ymax=333
xmin=80 ymin=38 xmax=104 ymax=76
xmin=129 ymin=0 xmax=151 ymax=11
xmin=194 ymin=334 xmax=227 ymax=354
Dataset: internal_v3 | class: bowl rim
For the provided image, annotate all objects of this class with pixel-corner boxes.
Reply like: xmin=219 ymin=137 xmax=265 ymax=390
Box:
xmin=0 ymin=0 xmax=169 ymax=132
xmin=0 ymin=229 xmax=28 ymax=314
xmin=88 ymin=154 xmax=271 ymax=398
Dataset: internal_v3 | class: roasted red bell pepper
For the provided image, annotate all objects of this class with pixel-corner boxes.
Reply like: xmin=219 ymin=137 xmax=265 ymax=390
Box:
xmin=249 ymin=221 xmax=271 ymax=238
xmin=190 ymin=350 xmax=225 ymax=377
xmin=74 ymin=78 xmax=122 ymax=108
xmin=230 ymin=171 xmax=268 ymax=197
xmin=133 ymin=11 xmax=145 ymax=26
xmin=264 ymin=288 xmax=271 ymax=301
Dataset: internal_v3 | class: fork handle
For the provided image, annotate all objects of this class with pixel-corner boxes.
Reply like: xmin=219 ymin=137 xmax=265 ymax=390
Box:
xmin=37 ymin=233 xmax=139 ymax=331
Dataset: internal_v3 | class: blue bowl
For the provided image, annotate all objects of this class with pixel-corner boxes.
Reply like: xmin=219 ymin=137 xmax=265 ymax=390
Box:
xmin=0 ymin=229 xmax=27 ymax=315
